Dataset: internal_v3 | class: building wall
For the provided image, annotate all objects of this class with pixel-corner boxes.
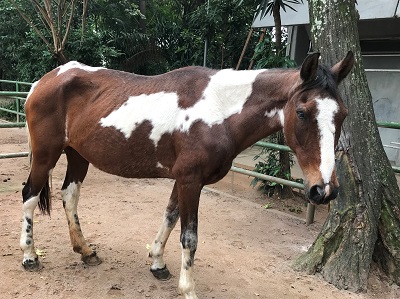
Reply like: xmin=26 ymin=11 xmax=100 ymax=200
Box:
xmin=365 ymin=66 xmax=400 ymax=165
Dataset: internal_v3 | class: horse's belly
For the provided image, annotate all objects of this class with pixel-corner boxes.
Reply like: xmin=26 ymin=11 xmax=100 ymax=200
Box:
xmin=69 ymin=129 xmax=174 ymax=179
xmin=92 ymin=157 xmax=172 ymax=179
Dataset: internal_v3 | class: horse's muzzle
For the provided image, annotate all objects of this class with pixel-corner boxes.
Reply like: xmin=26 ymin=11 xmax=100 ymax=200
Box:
xmin=308 ymin=183 xmax=339 ymax=205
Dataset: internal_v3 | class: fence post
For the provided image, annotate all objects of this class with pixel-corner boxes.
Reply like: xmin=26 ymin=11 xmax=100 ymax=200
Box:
xmin=306 ymin=204 xmax=315 ymax=225
xmin=15 ymin=82 xmax=20 ymax=123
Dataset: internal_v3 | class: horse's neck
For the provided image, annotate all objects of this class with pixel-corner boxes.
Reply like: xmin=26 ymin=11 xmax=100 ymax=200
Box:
xmin=228 ymin=69 xmax=299 ymax=155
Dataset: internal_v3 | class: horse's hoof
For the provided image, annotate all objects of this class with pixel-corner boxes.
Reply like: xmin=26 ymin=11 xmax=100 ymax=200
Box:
xmin=22 ymin=258 xmax=42 ymax=271
xmin=81 ymin=252 xmax=102 ymax=266
xmin=150 ymin=265 xmax=172 ymax=280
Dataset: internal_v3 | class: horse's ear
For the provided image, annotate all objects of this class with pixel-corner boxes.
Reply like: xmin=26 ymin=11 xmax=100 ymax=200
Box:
xmin=300 ymin=52 xmax=320 ymax=82
xmin=331 ymin=51 xmax=355 ymax=84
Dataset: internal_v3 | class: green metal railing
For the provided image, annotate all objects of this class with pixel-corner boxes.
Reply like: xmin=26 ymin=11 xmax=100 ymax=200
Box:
xmin=377 ymin=121 xmax=400 ymax=130
xmin=0 ymin=79 xmax=31 ymax=124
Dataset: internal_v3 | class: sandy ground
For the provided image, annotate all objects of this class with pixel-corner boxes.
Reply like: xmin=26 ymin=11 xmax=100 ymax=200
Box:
xmin=1 ymin=127 xmax=399 ymax=299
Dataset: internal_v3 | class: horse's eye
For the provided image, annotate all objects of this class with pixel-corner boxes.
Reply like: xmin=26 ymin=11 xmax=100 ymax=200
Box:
xmin=296 ymin=110 xmax=305 ymax=120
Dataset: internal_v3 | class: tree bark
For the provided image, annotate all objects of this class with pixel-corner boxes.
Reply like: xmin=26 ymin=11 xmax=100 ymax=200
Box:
xmin=272 ymin=3 xmax=282 ymax=52
xmin=276 ymin=130 xmax=293 ymax=198
xmin=139 ymin=0 xmax=146 ymax=33
xmin=293 ymin=0 xmax=400 ymax=291
xmin=272 ymin=3 xmax=292 ymax=198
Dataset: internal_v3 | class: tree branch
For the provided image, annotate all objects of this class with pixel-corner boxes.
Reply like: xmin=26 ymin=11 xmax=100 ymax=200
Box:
xmin=61 ymin=0 xmax=76 ymax=50
xmin=9 ymin=0 xmax=53 ymax=51
xmin=81 ymin=0 xmax=90 ymax=43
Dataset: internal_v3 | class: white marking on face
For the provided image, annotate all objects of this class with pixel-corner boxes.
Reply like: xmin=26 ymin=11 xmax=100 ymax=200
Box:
xmin=57 ymin=61 xmax=105 ymax=76
xmin=316 ymin=98 xmax=338 ymax=184
xmin=100 ymin=69 xmax=264 ymax=145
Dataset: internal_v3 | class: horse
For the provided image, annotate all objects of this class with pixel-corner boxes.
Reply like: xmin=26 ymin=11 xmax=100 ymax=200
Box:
xmin=20 ymin=51 xmax=354 ymax=299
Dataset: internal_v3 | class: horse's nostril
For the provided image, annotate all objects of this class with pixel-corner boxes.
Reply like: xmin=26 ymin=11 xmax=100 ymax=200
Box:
xmin=309 ymin=185 xmax=326 ymax=203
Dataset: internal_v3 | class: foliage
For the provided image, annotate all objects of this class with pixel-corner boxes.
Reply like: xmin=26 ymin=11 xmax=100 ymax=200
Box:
xmin=250 ymin=27 xmax=298 ymax=196
xmin=89 ymin=0 xmax=160 ymax=73
xmin=250 ymin=138 xmax=303 ymax=197
xmin=256 ymin=0 xmax=304 ymax=19
xmin=249 ymin=0 xmax=301 ymax=198
xmin=9 ymin=0 xmax=89 ymax=64
xmin=0 ymin=0 xmax=261 ymax=82
xmin=251 ymin=31 xmax=296 ymax=69
xmin=0 ymin=2 xmax=47 ymax=82
xmin=188 ymin=0 xmax=256 ymax=69
xmin=0 ymin=99 xmax=25 ymax=122
xmin=147 ymin=0 xmax=258 ymax=70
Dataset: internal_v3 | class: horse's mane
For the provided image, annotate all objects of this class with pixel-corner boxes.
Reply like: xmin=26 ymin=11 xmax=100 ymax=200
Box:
xmin=300 ymin=65 xmax=339 ymax=98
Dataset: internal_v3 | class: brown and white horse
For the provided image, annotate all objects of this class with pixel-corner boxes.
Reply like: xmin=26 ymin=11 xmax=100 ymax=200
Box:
xmin=20 ymin=52 xmax=354 ymax=298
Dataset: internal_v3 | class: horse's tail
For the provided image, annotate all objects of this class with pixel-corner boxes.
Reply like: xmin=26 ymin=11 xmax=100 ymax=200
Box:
xmin=26 ymin=122 xmax=52 ymax=215
xmin=27 ymin=124 xmax=32 ymax=165
xmin=38 ymin=180 xmax=51 ymax=215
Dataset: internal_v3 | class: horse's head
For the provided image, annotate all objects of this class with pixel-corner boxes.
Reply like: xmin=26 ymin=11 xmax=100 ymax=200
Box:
xmin=283 ymin=51 xmax=354 ymax=205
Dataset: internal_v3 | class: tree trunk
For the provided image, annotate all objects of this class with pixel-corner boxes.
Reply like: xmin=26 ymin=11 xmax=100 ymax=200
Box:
xmin=293 ymin=0 xmax=400 ymax=291
xmin=276 ymin=130 xmax=293 ymax=198
xmin=139 ymin=0 xmax=146 ymax=33
xmin=272 ymin=3 xmax=282 ymax=52
xmin=272 ymin=3 xmax=292 ymax=198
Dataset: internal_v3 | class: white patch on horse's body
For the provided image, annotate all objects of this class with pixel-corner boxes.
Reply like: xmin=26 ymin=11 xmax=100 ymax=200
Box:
xmin=264 ymin=108 xmax=278 ymax=118
xmin=65 ymin=114 xmax=69 ymax=143
xmin=316 ymin=98 xmax=338 ymax=184
xmin=20 ymin=195 xmax=40 ymax=263
xmin=100 ymin=92 xmax=179 ymax=142
xmin=156 ymin=162 xmax=169 ymax=171
xmin=265 ymin=108 xmax=284 ymax=126
xmin=25 ymin=81 xmax=39 ymax=104
xmin=48 ymin=168 xmax=54 ymax=190
xmin=278 ymin=110 xmax=285 ymax=126
xmin=57 ymin=61 xmax=105 ymax=76
xmin=99 ymin=69 xmax=264 ymax=145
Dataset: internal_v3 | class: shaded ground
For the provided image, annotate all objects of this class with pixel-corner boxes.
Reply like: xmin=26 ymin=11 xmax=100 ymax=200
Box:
xmin=1 ymin=127 xmax=399 ymax=298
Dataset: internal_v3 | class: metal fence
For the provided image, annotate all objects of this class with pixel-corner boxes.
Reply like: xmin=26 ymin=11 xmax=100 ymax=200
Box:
xmin=0 ymin=80 xmax=31 ymax=124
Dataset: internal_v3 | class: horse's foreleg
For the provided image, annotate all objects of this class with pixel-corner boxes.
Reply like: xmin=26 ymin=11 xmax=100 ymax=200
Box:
xmin=177 ymin=181 xmax=201 ymax=299
xmin=62 ymin=148 xmax=101 ymax=266
xmin=149 ymin=182 xmax=179 ymax=280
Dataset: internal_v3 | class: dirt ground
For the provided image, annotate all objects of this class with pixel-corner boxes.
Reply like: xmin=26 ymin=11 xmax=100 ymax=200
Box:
xmin=1 ymin=127 xmax=399 ymax=299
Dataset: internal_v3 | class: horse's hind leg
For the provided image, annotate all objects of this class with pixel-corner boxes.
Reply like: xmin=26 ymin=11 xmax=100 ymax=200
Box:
xmin=62 ymin=147 xmax=101 ymax=266
xmin=20 ymin=150 xmax=62 ymax=270
xmin=149 ymin=182 xmax=179 ymax=280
